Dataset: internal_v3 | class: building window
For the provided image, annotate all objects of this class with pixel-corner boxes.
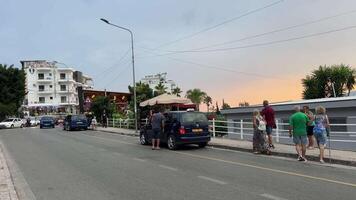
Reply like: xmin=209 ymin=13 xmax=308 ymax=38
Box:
xmin=38 ymin=85 xmax=45 ymax=91
xmin=61 ymin=96 xmax=67 ymax=103
xmin=50 ymin=97 xmax=53 ymax=100
xmin=38 ymin=73 xmax=44 ymax=80
xmin=39 ymin=97 xmax=45 ymax=103
xmin=49 ymin=85 xmax=53 ymax=88
xmin=60 ymin=73 xmax=66 ymax=79
xmin=60 ymin=85 xmax=66 ymax=91
xmin=49 ymin=73 xmax=52 ymax=76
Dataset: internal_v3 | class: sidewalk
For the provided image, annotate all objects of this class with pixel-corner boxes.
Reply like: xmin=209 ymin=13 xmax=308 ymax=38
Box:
xmin=0 ymin=144 xmax=19 ymax=200
xmin=96 ymin=127 xmax=356 ymax=167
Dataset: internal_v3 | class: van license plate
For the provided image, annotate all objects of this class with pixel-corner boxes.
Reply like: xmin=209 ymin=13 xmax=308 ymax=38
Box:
xmin=192 ymin=129 xmax=203 ymax=133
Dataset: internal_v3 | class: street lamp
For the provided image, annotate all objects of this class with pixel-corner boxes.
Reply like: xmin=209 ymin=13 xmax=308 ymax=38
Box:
xmin=100 ymin=18 xmax=138 ymax=133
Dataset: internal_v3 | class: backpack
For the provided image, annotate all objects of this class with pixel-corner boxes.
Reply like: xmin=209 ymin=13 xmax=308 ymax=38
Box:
xmin=257 ymin=116 xmax=266 ymax=131
xmin=313 ymin=115 xmax=326 ymax=135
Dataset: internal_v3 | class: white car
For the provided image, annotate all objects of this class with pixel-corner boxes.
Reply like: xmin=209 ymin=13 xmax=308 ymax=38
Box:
xmin=0 ymin=118 xmax=24 ymax=129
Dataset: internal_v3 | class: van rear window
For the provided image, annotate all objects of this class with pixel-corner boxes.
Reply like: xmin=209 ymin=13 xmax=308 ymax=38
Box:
xmin=72 ymin=115 xmax=87 ymax=120
xmin=181 ymin=113 xmax=208 ymax=123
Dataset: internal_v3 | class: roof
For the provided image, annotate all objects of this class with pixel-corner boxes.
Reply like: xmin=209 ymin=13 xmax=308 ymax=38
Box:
xmin=221 ymin=96 xmax=356 ymax=115
xmin=83 ymin=89 xmax=130 ymax=95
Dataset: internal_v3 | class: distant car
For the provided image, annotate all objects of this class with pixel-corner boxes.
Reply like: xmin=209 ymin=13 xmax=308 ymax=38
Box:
xmin=23 ymin=117 xmax=40 ymax=127
xmin=0 ymin=118 xmax=24 ymax=129
xmin=140 ymin=111 xmax=210 ymax=150
xmin=40 ymin=116 xmax=55 ymax=129
xmin=63 ymin=115 xmax=88 ymax=131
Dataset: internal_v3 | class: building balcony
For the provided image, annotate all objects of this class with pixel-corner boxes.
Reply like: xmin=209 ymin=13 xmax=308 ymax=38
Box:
xmin=36 ymin=67 xmax=53 ymax=71
xmin=57 ymin=90 xmax=76 ymax=94
xmin=38 ymin=90 xmax=53 ymax=94
xmin=58 ymin=79 xmax=75 ymax=83
xmin=37 ymin=77 xmax=53 ymax=83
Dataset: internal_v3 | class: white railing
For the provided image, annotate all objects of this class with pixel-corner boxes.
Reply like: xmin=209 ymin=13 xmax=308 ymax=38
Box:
xmin=106 ymin=118 xmax=149 ymax=129
xmin=209 ymin=118 xmax=356 ymax=144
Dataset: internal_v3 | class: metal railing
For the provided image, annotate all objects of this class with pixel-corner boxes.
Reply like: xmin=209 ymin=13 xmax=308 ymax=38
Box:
xmin=107 ymin=118 xmax=149 ymax=129
xmin=209 ymin=119 xmax=356 ymax=144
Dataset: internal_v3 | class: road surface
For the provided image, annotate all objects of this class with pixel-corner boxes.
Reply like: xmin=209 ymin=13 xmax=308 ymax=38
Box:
xmin=1 ymin=127 xmax=356 ymax=200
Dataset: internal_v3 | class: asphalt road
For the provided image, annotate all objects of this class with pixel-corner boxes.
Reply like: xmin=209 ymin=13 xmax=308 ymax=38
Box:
xmin=1 ymin=127 xmax=356 ymax=200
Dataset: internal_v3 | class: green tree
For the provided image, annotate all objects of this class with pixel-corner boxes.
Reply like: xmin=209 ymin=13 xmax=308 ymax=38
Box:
xmin=302 ymin=64 xmax=356 ymax=99
xmin=222 ymin=102 xmax=231 ymax=109
xmin=154 ymin=81 xmax=167 ymax=96
xmin=185 ymin=88 xmax=207 ymax=111
xmin=203 ymin=96 xmax=212 ymax=112
xmin=171 ymin=87 xmax=182 ymax=97
xmin=91 ymin=96 xmax=115 ymax=122
xmin=128 ymin=82 xmax=154 ymax=119
xmin=0 ymin=64 xmax=25 ymax=120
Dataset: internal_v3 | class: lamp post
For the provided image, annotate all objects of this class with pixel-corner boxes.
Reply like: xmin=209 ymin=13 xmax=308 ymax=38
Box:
xmin=100 ymin=18 xmax=138 ymax=133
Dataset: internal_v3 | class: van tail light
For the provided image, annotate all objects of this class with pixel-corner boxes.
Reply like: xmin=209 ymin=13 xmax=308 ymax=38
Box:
xmin=179 ymin=126 xmax=186 ymax=134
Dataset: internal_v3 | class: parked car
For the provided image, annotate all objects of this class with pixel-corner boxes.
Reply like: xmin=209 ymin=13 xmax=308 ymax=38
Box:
xmin=139 ymin=111 xmax=210 ymax=150
xmin=0 ymin=118 xmax=24 ymax=129
xmin=23 ymin=117 xmax=40 ymax=127
xmin=40 ymin=116 xmax=55 ymax=129
xmin=63 ymin=115 xmax=88 ymax=131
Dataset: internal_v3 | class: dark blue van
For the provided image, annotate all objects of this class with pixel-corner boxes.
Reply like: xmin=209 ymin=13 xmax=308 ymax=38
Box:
xmin=140 ymin=111 xmax=210 ymax=150
xmin=63 ymin=115 xmax=88 ymax=131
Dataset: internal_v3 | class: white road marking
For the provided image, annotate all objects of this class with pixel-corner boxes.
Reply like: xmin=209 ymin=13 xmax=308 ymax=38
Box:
xmin=158 ymin=164 xmax=178 ymax=171
xmin=260 ymin=193 xmax=288 ymax=200
xmin=133 ymin=158 xmax=146 ymax=162
xmin=197 ymin=176 xmax=227 ymax=185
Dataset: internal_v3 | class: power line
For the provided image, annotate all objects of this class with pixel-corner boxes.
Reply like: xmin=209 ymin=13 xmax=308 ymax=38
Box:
xmin=95 ymin=48 xmax=131 ymax=81
xmin=166 ymin=24 xmax=356 ymax=53
xmin=138 ymin=48 xmax=284 ymax=80
xmin=190 ymin=9 xmax=356 ymax=50
xmin=104 ymin=61 xmax=132 ymax=88
xmin=149 ymin=0 xmax=284 ymax=50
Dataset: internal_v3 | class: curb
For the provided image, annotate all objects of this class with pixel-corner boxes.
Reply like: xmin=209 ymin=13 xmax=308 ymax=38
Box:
xmin=97 ymin=129 xmax=356 ymax=167
xmin=95 ymin=129 xmax=139 ymax=137
xmin=209 ymin=143 xmax=356 ymax=167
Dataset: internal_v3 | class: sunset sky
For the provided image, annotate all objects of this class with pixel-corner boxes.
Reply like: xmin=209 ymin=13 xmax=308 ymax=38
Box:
xmin=2 ymin=0 xmax=356 ymax=107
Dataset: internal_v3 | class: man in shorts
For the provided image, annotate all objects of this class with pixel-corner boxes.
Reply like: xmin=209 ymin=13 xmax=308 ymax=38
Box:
xmin=261 ymin=100 xmax=276 ymax=149
xmin=289 ymin=106 xmax=309 ymax=162
xmin=151 ymin=107 xmax=165 ymax=150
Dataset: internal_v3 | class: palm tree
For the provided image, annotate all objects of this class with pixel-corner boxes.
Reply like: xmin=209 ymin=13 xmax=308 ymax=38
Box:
xmin=346 ymin=68 xmax=356 ymax=96
xmin=154 ymin=82 xmax=167 ymax=96
xmin=172 ymin=87 xmax=182 ymax=97
xmin=203 ymin=96 xmax=212 ymax=112
xmin=185 ymin=89 xmax=207 ymax=111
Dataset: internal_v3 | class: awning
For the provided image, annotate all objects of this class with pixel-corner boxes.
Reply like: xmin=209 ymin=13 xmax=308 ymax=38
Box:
xmin=139 ymin=94 xmax=193 ymax=107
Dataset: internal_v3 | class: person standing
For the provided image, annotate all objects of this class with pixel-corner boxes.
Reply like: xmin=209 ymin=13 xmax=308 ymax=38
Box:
xmin=151 ymin=107 xmax=165 ymax=150
xmin=289 ymin=106 xmax=309 ymax=162
xmin=91 ymin=116 xmax=97 ymax=130
xmin=102 ymin=113 xmax=107 ymax=128
xmin=313 ymin=106 xmax=330 ymax=163
xmin=261 ymin=100 xmax=276 ymax=149
xmin=252 ymin=109 xmax=270 ymax=154
xmin=303 ymin=106 xmax=315 ymax=149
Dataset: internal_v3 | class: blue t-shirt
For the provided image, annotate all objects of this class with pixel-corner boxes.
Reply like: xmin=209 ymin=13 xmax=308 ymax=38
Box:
xmin=151 ymin=113 xmax=164 ymax=130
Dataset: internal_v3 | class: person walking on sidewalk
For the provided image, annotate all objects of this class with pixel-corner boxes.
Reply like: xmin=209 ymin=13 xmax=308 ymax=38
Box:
xmin=261 ymin=100 xmax=276 ymax=149
xmin=303 ymin=106 xmax=315 ymax=149
xmin=151 ymin=107 xmax=165 ymax=150
xmin=252 ymin=109 xmax=270 ymax=154
xmin=289 ymin=106 xmax=309 ymax=162
xmin=313 ymin=106 xmax=330 ymax=164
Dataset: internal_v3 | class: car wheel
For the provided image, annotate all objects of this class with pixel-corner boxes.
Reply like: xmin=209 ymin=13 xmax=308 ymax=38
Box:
xmin=167 ymin=135 xmax=178 ymax=150
xmin=10 ymin=124 xmax=14 ymax=129
xmin=20 ymin=124 xmax=23 ymax=128
xmin=198 ymin=142 xmax=208 ymax=148
xmin=140 ymin=133 xmax=147 ymax=145
xmin=52 ymin=125 xmax=55 ymax=128
xmin=40 ymin=126 xmax=43 ymax=129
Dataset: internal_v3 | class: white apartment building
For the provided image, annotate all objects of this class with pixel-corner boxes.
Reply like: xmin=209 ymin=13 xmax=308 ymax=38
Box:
xmin=21 ymin=60 xmax=93 ymax=114
xmin=140 ymin=72 xmax=177 ymax=93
